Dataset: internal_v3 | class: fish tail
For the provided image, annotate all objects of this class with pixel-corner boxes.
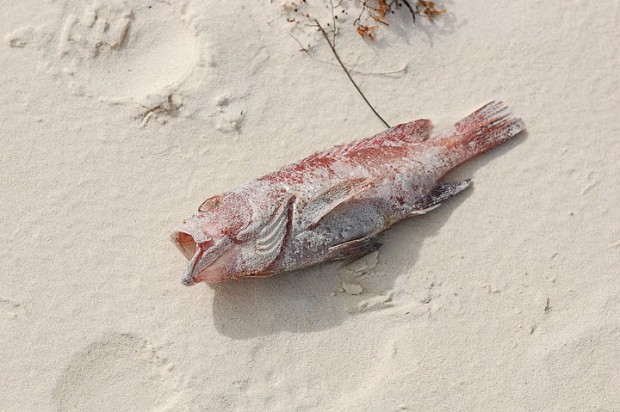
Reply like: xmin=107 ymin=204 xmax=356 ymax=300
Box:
xmin=437 ymin=101 xmax=525 ymax=166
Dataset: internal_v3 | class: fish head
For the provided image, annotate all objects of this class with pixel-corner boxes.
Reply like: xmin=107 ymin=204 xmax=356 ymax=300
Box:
xmin=170 ymin=193 xmax=253 ymax=285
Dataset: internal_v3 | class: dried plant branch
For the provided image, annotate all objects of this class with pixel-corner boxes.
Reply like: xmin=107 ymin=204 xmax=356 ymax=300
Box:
xmin=401 ymin=0 xmax=416 ymax=22
xmin=291 ymin=33 xmax=408 ymax=76
xmin=329 ymin=0 xmax=337 ymax=46
xmin=353 ymin=0 xmax=446 ymax=39
xmin=314 ymin=19 xmax=390 ymax=128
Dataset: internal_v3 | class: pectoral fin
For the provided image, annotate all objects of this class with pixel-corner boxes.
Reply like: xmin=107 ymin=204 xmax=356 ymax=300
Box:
xmin=302 ymin=178 xmax=373 ymax=229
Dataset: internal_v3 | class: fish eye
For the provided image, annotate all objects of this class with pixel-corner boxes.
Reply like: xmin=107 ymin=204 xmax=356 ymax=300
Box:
xmin=199 ymin=195 xmax=223 ymax=213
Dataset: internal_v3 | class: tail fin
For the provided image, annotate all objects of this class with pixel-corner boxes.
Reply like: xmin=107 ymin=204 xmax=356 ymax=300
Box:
xmin=437 ymin=101 xmax=525 ymax=166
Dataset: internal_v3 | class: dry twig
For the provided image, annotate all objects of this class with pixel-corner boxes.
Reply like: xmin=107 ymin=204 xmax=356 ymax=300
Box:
xmin=314 ymin=19 xmax=390 ymax=128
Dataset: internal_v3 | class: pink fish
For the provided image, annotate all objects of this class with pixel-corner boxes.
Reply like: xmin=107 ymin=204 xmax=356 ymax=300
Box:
xmin=172 ymin=101 xmax=524 ymax=284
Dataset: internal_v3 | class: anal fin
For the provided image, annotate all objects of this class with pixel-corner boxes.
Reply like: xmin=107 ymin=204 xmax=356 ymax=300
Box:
xmin=412 ymin=180 xmax=471 ymax=213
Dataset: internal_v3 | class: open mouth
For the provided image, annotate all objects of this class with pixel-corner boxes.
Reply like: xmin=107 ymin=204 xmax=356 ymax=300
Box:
xmin=171 ymin=228 xmax=225 ymax=285
xmin=171 ymin=230 xmax=197 ymax=260
xmin=171 ymin=229 xmax=208 ymax=285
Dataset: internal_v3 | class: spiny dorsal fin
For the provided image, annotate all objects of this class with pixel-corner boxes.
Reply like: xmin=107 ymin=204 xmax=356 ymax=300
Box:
xmin=333 ymin=119 xmax=432 ymax=155
xmin=303 ymin=119 xmax=433 ymax=166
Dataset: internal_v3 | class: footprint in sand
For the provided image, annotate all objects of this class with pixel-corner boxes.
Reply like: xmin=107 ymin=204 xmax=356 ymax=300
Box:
xmin=53 ymin=332 xmax=182 ymax=411
xmin=56 ymin=0 xmax=199 ymax=100
xmin=6 ymin=0 xmax=202 ymax=118
xmin=0 ymin=297 xmax=23 ymax=321
xmin=213 ymin=94 xmax=245 ymax=133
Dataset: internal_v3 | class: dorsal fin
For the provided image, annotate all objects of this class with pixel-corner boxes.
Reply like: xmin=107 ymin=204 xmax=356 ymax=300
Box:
xmin=300 ymin=119 xmax=432 ymax=166
xmin=385 ymin=119 xmax=433 ymax=143
xmin=331 ymin=119 xmax=432 ymax=156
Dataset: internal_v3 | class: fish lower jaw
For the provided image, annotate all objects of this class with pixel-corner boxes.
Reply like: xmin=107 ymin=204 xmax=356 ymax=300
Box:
xmin=181 ymin=275 xmax=195 ymax=286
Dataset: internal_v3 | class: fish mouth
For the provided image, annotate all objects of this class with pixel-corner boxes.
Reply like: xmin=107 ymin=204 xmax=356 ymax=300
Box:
xmin=170 ymin=228 xmax=209 ymax=286
xmin=170 ymin=228 xmax=198 ymax=260
xmin=171 ymin=228 xmax=227 ymax=285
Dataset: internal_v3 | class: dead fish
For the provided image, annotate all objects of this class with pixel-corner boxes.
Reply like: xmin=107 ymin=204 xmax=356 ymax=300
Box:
xmin=171 ymin=101 xmax=524 ymax=284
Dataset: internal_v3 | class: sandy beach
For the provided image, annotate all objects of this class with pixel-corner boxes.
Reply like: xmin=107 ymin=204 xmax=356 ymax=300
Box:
xmin=1 ymin=0 xmax=619 ymax=410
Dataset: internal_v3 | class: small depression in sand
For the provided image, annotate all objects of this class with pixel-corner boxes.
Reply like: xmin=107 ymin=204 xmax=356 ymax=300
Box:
xmin=57 ymin=0 xmax=198 ymax=100
xmin=542 ymin=324 xmax=620 ymax=406
xmin=53 ymin=333 xmax=181 ymax=411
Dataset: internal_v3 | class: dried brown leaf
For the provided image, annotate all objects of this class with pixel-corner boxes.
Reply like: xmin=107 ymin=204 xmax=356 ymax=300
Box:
xmin=417 ymin=0 xmax=447 ymax=21
xmin=356 ymin=24 xmax=377 ymax=40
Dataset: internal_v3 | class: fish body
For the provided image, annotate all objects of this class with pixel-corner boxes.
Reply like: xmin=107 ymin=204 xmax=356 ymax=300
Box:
xmin=172 ymin=101 xmax=525 ymax=284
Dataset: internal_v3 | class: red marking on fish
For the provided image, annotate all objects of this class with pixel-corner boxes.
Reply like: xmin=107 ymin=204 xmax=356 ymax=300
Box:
xmin=171 ymin=101 xmax=525 ymax=284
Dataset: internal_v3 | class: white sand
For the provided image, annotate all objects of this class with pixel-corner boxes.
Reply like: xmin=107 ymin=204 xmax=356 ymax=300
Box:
xmin=1 ymin=0 xmax=619 ymax=410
